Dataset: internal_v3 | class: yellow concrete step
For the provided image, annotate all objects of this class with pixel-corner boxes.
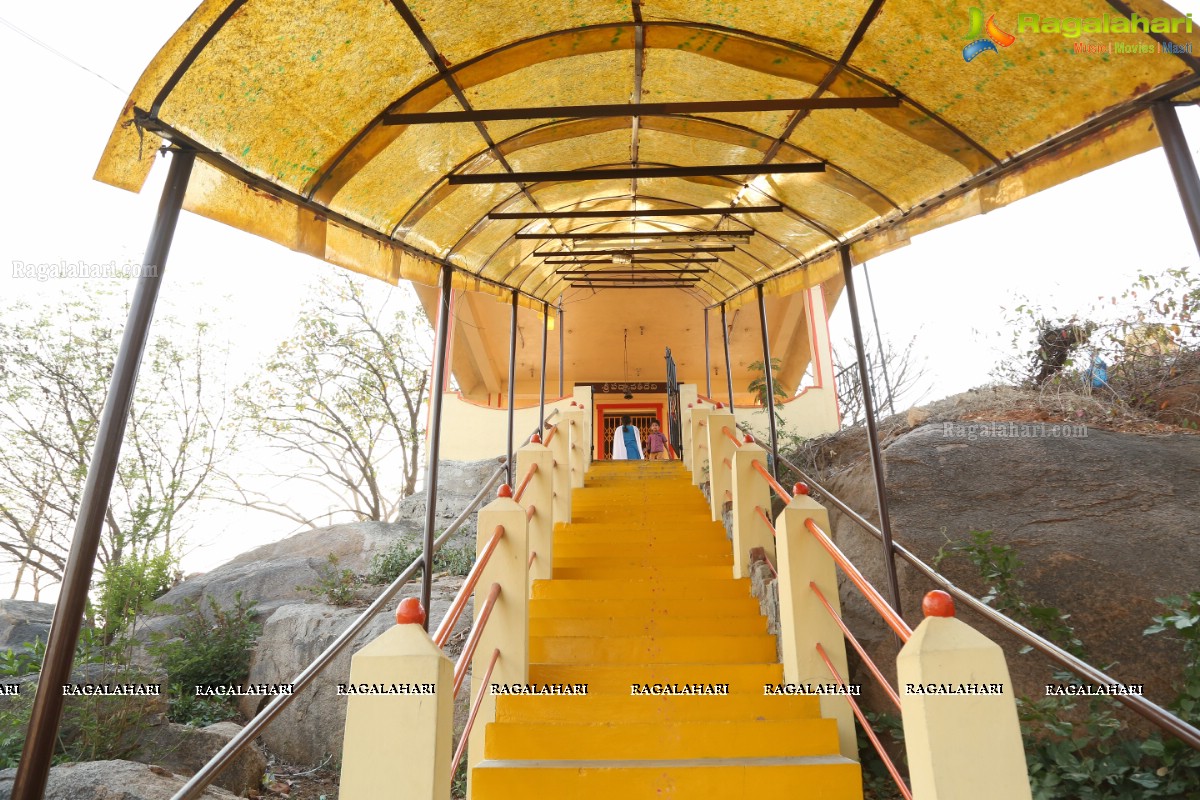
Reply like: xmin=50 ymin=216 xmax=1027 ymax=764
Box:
xmin=530 ymin=634 xmax=778 ymax=664
xmin=531 ymin=577 xmax=752 ymax=600
xmin=528 ymin=615 xmax=765 ymax=637
xmin=483 ymin=718 xmax=841 ymax=759
xmin=553 ymin=541 xmax=732 ymax=558
xmin=553 ymin=565 xmax=733 ymax=579
xmin=528 ymin=596 xmax=762 ymax=619
xmin=528 ymin=663 xmax=786 ymax=694
xmin=471 ymin=756 xmax=862 ymax=799
xmin=552 ymin=556 xmax=729 ymax=568
xmin=494 ymin=692 xmax=822 ymax=723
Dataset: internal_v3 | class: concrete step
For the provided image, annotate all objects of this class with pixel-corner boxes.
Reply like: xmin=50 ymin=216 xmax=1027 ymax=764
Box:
xmin=530 ymin=633 xmax=778 ymax=664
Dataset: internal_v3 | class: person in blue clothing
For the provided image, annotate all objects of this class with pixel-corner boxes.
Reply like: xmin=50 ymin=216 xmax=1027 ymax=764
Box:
xmin=611 ymin=415 xmax=644 ymax=460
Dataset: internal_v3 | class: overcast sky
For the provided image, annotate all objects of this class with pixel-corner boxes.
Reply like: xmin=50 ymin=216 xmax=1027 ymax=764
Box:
xmin=2 ymin=2 xmax=1199 ymax=594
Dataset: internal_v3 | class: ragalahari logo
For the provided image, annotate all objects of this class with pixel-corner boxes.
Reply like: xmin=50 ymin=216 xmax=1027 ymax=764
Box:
xmin=963 ymin=7 xmax=1017 ymax=61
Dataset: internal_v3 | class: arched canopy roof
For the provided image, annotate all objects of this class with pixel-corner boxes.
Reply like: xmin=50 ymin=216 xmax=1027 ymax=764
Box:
xmin=97 ymin=0 xmax=1200 ymax=310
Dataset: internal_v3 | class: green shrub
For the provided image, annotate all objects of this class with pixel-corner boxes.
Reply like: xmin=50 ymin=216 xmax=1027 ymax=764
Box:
xmin=297 ymin=553 xmax=361 ymax=606
xmin=939 ymin=531 xmax=1200 ymax=798
xmin=97 ymin=548 xmax=177 ymax=639
xmin=149 ymin=592 xmax=260 ymax=726
xmin=367 ymin=539 xmax=475 ymax=584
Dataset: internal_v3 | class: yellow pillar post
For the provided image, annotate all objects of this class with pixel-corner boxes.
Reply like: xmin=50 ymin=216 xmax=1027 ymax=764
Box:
xmin=679 ymin=384 xmax=698 ymax=469
xmin=560 ymin=405 xmax=586 ymax=489
xmin=516 ymin=438 xmax=554 ymax=588
xmin=775 ymin=496 xmax=857 ymax=759
xmin=466 ymin=489 xmax=530 ymax=784
xmin=688 ymin=406 xmax=714 ymax=487
xmin=897 ymin=592 xmax=1033 ymax=800
xmin=340 ymin=603 xmax=453 ymax=800
xmin=572 ymin=386 xmax=593 ymax=473
xmin=545 ymin=421 xmax=571 ymax=526
xmin=705 ymin=409 xmax=737 ymax=523
xmin=729 ymin=439 xmax=774 ymax=578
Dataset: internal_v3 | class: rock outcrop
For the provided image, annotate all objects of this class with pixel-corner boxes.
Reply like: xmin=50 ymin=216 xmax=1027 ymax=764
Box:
xmin=0 ymin=760 xmax=238 ymax=799
xmin=128 ymin=721 xmax=266 ymax=795
xmin=0 ymin=600 xmax=54 ymax=651
xmin=793 ymin=417 xmax=1200 ymax=717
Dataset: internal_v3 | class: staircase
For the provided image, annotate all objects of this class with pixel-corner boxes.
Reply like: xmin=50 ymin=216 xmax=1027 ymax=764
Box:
xmin=472 ymin=460 xmax=863 ymax=798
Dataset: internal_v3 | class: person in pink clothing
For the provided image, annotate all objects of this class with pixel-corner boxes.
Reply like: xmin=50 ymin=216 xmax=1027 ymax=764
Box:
xmin=646 ymin=420 xmax=670 ymax=460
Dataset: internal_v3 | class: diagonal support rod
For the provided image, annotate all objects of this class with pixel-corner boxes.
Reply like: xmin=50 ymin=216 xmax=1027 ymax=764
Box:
xmin=840 ymin=246 xmax=903 ymax=615
xmin=12 ymin=148 xmax=196 ymax=800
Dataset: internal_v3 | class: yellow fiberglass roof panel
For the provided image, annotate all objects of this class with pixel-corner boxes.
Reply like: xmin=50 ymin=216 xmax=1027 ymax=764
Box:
xmin=405 ymin=182 xmax=523 ymax=259
xmin=502 ymin=129 xmax=633 ymax=174
xmin=850 ymin=0 xmax=1196 ymax=157
xmin=640 ymin=49 xmax=818 ymax=137
xmin=161 ymin=0 xmax=433 ymax=196
xmin=417 ymin=0 xmax=632 ymax=65
xmin=642 ymin=0 xmax=862 ymax=62
xmin=332 ymin=117 xmax=487 ymax=232
xmin=634 ymin=128 xmax=776 ymax=171
xmin=788 ymin=109 xmax=974 ymax=210
xmin=462 ymin=51 xmax=637 ymax=144
xmin=96 ymin=0 xmax=1200 ymax=309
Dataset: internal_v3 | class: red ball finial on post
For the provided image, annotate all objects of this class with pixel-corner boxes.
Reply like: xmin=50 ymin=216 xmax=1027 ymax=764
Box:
xmin=531 ymin=433 xmax=542 ymax=444
xmin=570 ymin=401 xmax=578 ymax=407
xmin=793 ymin=482 xmax=810 ymax=496
xmin=923 ymin=590 xmax=955 ymax=618
xmin=498 ymin=484 xmax=513 ymax=498
xmin=395 ymin=597 xmax=426 ymax=625
xmin=688 ymin=403 xmax=693 ymax=408
xmin=743 ymin=434 xmax=754 ymax=444
xmin=715 ymin=402 xmax=724 ymax=409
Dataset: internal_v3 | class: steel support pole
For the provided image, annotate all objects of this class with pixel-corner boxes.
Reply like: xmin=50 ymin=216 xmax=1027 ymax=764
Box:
xmin=755 ymin=285 xmax=780 ymax=479
xmin=840 ymin=246 xmax=903 ymax=616
xmin=420 ymin=264 xmax=454 ymax=630
xmin=506 ymin=291 xmax=518 ymax=485
xmin=12 ymin=148 xmax=196 ymax=800
xmin=1152 ymin=102 xmax=1200 ymax=258
xmin=720 ymin=303 xmax=735 ymax=409
xmin=558 ymin=300 xmax=564 ymax=397
xmin=539 ymin=302 xmax=549 ymax=432
xmin=704 ymin=308 xmax=712 ymax=398
xmin=863 ymin=263 xmax=896 ymax=417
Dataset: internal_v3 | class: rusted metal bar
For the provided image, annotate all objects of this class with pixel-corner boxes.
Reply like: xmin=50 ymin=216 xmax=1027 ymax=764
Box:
xmin=805 ymin=518 xmax=912 ymax=641
xmin=384 ymin=97 xmax=901 ymax=125
xmin=433 ymin=524 xmax=505 ymax=648
xmin=816 ymin=643 xmax=912 ymax=800
xmin=451 ymin=163 xmax=824 ymax=184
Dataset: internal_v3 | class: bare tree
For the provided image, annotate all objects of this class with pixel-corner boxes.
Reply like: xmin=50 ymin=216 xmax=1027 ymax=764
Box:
xmin=833 ymin=334 xmax=929 ymax=427
xmin=0 ymin=293 xmax=228 ymax=599
xmin=227 ymin=275 xmax=431 ymax=526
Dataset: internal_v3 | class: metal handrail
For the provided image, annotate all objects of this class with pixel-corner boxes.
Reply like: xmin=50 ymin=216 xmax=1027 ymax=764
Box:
xmin=754 ymin=506 xmax=775 ymax=536
xmin=817 ymin=643 xmax=912 ymax=800
xmin=525 ymin=504 xmax=537 ymax=522
xmin=811 ymin=582 xmax=900 ymax=711
xmin=740 ymin=426 xmax=1200 ymax=751
xmin=542 ymin=424 xmax=558 ymax=446
xmin=513 ymin=462 xmax=538 ymax=502
xmin=805 ymin=518 xmax=912 ymax=642
xmin=453 ymin=583 xmax=501 ymax=698
xmin=750 ymin=459 xmax=792 ymax=503
xmin=452 ymin=648 xmax=500 ymax=777
xmin=434 ymin=524 xmax=505 ymax=648
xmin=173 ymin=412 xmax=558 ymax=800
xmin=722 ymin=457 xmax=733 ymax=470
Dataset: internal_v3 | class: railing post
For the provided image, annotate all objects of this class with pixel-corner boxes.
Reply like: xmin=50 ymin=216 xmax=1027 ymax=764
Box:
xmin=705 ymin=411 xmax=736 ymax=522
xmin=679 ymin=384 xmax=698 ymax=469
xmin=560 ymin=405 xmax=586 ymax=488
xmin=467 ymin=492 xmax=530 ymax=787
xmin=730 ymin=440 xmax=773 ymax=578
xmin=572 ymin=385 xmax=593 ymax=472
xmin=774 ymin=495 xmax=856 ymax=759
xmin=516 ymin=439 xmax=554 ymax=588
xmin=340 ymin=604 xmax=453 ymax=800
xmin=545 ymin=422 xmax=572 ymax=525
xmin=897 ymin=592 xmax=1032 ymax=800
xmin=688 ymin=405 xmax=714 ymax=487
